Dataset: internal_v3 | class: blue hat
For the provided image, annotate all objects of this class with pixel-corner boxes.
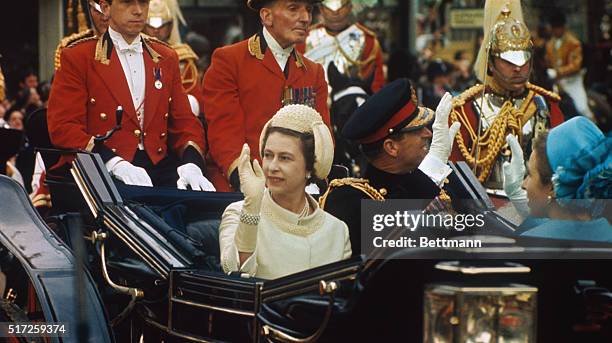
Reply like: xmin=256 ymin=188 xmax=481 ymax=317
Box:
xmin=341 ymin=78 xmax=434 ymax=144
xmin=546 ymin=117 xmax=611 ymax=211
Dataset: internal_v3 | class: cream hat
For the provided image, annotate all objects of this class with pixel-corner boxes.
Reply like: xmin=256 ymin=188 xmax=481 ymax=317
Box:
xmin=259 ymin=104 xmax=334 ymax=180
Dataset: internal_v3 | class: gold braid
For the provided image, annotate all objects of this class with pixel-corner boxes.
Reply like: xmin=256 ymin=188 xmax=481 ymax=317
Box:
xmin=66 ymin=0 xmax=74 ymax=33
xmin=450 ymin=88 xmax=534 ymax=182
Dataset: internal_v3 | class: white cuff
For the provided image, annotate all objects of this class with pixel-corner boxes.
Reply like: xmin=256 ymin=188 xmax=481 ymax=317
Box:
xmin=105 ymin=156 xmax=125 ymax=173
xmin=418 ymin=154 xmax=452 ymax=187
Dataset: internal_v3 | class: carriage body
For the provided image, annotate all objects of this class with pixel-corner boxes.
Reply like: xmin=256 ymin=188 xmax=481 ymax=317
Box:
xmin=0 ymin=151 xmax=611 ymax=342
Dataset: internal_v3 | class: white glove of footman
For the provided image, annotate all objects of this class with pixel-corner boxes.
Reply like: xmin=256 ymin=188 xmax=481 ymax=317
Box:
xmin=108 ymin=159 xmax=153 ymax=187
xmin=502 ymin=134 xmax=529 ymax=217
xmin=177 ymin=163 xmax=216 ymax=191
xmin=235 ymin=144 xmax=266 ymax=252
xmin=428 ymin=92 xmax=462 ymax=163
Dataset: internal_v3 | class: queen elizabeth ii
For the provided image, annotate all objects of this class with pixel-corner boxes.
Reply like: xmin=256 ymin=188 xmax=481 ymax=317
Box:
xmin=219 ymin=104 xmax=351 ymax=279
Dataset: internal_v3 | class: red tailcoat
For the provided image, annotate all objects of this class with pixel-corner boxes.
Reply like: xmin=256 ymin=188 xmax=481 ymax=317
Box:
xmin=48 ymin=32 xmax=206 ymax=167
xmin=203 ymin=33 xmax=330 ymax=191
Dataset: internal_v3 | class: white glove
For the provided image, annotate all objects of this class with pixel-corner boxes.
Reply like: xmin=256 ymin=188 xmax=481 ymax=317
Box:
xmin=238 ymin=144 xmax=266 ymax=214
xmin=502 ymin=134 xmax=529 ymax=217
xmin=177 ymin=163 xmax=216 ymax=191
xmin=234 ymin=144 xmax=266 ymax=252
xmin=546 ymin=68 xmax=557 ymax=80
xmin=107 ymin=159 xmax=153 ymax=187
xmin=187 ymin=94 xmax=200 ymax=116
xmin=428 ymin=92 xmax=462 ymax=163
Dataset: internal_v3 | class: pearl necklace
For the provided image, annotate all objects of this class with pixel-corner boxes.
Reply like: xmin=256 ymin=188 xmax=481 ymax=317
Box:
xmin=298 ymin=197 xmax=310 ymax=219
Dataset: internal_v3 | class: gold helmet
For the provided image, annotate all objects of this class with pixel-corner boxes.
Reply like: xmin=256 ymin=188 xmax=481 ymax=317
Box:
xmin=321 ymin=0 xmax=351 ymax=11
xmin=474 ymin=0 xmax=532 ymax=82
xmin=147 ymin=0 xmax=172 ymax=29
xmin=147 ymin=0 xmax=185 ymax=45
xmin=89 ymin=0 xmax=102 ymax=14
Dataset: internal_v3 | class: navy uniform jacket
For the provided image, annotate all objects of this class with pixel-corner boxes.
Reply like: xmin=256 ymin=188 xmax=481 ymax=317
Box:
xmin=321 ymin=164 xmax=440 ymax=256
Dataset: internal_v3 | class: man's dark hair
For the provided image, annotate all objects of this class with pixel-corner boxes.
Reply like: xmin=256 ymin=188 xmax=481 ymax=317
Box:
xmin=549 ymin=10 xmax=566 ymax=28
xmin=261 ymin=126 xmax=319 ymax=184
xmin=359 ymin=132 xmax=405 ymax=161
xmin=454 ymin=50 xmax=466 ymax=61
xmin=20 ymin=69 xmax=37 ymax=84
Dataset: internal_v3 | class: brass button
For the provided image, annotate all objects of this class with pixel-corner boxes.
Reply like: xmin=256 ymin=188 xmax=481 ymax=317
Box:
xmin=379 ymin=188 xmax=388 ymax=196
xmin=134 ymin=129 xmax=141 ymax=138
xmin=168 ymin=97 xmax=172 ymax=103
xmin=100 ymin=112 xmax=107 ymax=120
xmin=157 ymin=147 xmax=163 ymax=154
xmin=143 ymin=132 xmax=147 ymax=137
xmin=111 ymin=148 xmax=116 ymax=153
xmin=160 ymin=132 xmax=167 ymax=138
xmin=164 ymin=113 xmax=169 ymax=119
xmin=90 ymin=98 xmax=96 ymax=104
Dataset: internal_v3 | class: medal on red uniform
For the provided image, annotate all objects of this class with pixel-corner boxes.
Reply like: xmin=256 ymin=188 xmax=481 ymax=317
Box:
xmin=154 ymin=67 xmax=163 ymax=90
xmin=281 ymin=86 xmax=315 ymax=107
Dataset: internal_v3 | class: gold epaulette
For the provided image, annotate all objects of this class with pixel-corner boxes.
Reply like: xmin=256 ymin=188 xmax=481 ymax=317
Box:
xmin=355 ymin=22 xmax=377 ymax=38
xmin=452 ymin=84 xmax=484 ymax=108
xmin=247 ymin=34 xmax=264 ymax=60
xmin=319 ymin=177 xmax=385 ymax=209
xmin=526 ymin=83 xmax=561 ymax=102
xmin=54 ymin=29 xmax=95 ymax=70
xmin=140 ymin=33 xmax=172 ymax=49
xmin=172 ymin=43 xmax=198 ymax=62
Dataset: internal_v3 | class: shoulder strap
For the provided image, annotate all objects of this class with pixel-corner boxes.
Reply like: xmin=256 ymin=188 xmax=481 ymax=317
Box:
xmin=319 ymin=177 xmax=385 ymax=209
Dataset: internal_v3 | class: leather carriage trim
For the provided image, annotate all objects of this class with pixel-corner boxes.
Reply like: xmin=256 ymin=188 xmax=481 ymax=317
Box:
xmin=526 ymin=82 xmax=561 ymax=102
xmin=55 ymin=29 xmax=95 ymax=70
xmin=248 ymin=34 xmax=265 ymax=60
xmin=319 ymin=177 xmax=385 ymax=209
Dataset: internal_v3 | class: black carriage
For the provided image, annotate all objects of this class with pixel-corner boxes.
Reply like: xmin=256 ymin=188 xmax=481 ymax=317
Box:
xmin=0 ymin=150 xmax=611 ymax=343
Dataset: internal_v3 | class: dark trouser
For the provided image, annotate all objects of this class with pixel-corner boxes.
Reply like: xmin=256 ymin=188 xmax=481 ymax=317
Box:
xmin=132 ymin=150 xmax=179 ymax=187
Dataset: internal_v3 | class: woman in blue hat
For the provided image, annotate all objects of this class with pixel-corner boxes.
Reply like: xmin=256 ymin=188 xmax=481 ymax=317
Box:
xmin=503 ymin=117 xmax=611 ymax=241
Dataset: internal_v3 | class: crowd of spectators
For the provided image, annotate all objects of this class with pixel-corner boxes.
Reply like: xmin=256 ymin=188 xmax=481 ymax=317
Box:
xmin=1 ymin=69 xmax=49 ymax=194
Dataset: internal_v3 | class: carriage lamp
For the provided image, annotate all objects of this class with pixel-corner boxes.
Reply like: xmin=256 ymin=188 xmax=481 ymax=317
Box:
xmin=424 ymin=283 xmax=537 ymax=343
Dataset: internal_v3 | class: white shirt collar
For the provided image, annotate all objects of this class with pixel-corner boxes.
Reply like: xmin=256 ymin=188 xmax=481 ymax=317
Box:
xmin=262 ymin=27 xmax=293 ymax=68
xmin=108 ymin=26 xmax=143 ymax=53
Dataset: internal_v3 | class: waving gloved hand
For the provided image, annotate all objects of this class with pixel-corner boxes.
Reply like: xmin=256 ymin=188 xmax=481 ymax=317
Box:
xmin=428 ymin=92 xmax=462 ymax=163
xmin=503 ymin=134 xmax=529 ymax=217
xmin=238 ymin=144 xmax=266 ymax=213
xmin=107 ymin=159 xmax=153 ymax=187
xmin=235 ymin=144 xmax=266 ymax=252
xmin=177 ymin=163 xmax=216 ymax=191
